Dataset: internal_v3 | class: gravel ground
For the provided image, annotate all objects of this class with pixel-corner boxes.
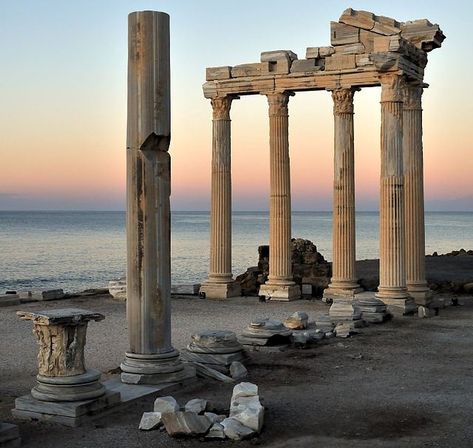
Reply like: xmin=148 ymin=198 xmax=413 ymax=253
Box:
xmin=1 ymin=294 xmax=473 ymax=447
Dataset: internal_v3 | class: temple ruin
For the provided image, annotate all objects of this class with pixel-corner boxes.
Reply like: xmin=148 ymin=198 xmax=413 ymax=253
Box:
xmin=200 ymin=8 xmax=445 ymax=316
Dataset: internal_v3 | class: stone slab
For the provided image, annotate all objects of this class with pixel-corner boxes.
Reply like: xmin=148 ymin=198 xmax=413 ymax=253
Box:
xmin=180 ymin=349 xmax=246 ymax=366
xmin=379 ymin=297 xmax=417 ymax=315
xmin=331 ymin=21 xmax=360 ymax=46
xmin=290 ymin=59 xmax=321 ymax=73
xmin=121 ymin=364 xmax=196 ymax=385
xmin=206 ymin=66 xmax=232 ymax=81
xmin=200 ymin=281 xmax=241 ymax=300
xmin=258 ymin=284 xmax=301 ymax=301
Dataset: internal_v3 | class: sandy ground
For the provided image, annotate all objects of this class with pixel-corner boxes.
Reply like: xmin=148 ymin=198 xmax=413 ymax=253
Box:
xmin=1 ymin=294 xmax=473 ymax=447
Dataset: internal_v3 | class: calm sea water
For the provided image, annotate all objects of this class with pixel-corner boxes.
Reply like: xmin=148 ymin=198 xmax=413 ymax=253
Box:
xmin=0 ymin=211 xmax=472 ymax=292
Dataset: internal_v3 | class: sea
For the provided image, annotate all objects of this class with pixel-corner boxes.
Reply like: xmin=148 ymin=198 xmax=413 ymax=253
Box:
xmin=0 ymin=211 xmax=472 ymax=293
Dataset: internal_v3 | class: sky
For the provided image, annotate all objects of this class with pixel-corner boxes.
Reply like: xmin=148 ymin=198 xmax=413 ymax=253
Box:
xmin=0 ymin=0 xmax=472 ymax=211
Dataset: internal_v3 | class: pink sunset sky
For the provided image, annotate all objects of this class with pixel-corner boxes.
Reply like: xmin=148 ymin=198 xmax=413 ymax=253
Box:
xmin=0 ymin=0 xmax=472 ymax=211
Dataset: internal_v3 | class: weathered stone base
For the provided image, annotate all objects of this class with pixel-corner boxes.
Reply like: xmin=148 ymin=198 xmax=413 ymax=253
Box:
xmin=0 ymin=423 xmax=20 ymax=447
xmin=323 ymin=285 xmax=363 ymax=301
xmin=199 ymin=281 xmax=241 ymax=300
xmin=32 ymin=369 xmax=105 ymax=402
xmin=378 ymin=296 xmax=417 ymax=315
xmin=121 ymin=364 xmax=196 ymax=386
xmin=258 ymin=284 xmax=301 ymax=301
xmin=328 ymin=299 xmax=364 ymax=327
xmin=407 ymin=286 xmax=433 ymax=306
xmin=354 ymin=292 xmax=391 ymax=323
xmin=12 ymin=389 xmax=120 ymax=427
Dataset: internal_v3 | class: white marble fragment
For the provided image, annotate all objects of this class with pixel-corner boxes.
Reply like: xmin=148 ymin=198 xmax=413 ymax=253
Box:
xmin=230 ymin=361 xmax=248 ymax=380
xmin=221 ymin=417 xmax=255 ymax=440
xmin=284 ymin=311 xmax=309 ymax=329
xmin=139 ymin=411 xmax=162 ymax=430
xmin=232 ymin=382 xmax=258 ymax=400
xmin=230 ymin=395 xmax=264 ymax=432
xmin=205 ymin=422 xmax=226 ymax=439
xmin=184 ymin=398 xmax=207 ymax=414
xmin=154 ymin=396 xmax=179 ymax=413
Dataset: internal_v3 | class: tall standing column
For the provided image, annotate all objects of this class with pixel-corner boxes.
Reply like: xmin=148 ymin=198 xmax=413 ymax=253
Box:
xmin=121 ymin=11 xmax=194 ymax=384
xmin=200 ymin=96 xmax=241 ymax=299
xmin=325 ymin=88 xmax=362 ymax=301
xmin=376 ymin=74 xmax=416 ymax=314
xmin=259 ymin=92 xmax=300 ymax=301
xmin=403 ymin=83 xmax=431 ymax=305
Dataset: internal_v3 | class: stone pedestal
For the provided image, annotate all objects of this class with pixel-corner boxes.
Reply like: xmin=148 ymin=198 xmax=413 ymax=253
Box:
xmin=403 ymin=83 xmax=432 ymax=306
xmin=13 ymin=308 xmax=120 ymax=426
xmin=328 ymin=299 xmax=364 ymax=328
xmin=259 ymin=92 xmax=300 ymax=302
xmin=122 ymin=11 xmax=194 ymax=384
xmin=200 ymin=96 xmax=241 ymax=300
xmin=376 ymin=74 xmax=415 ymax=315
xmin=325 ymin=88 xmax=362 ymax=306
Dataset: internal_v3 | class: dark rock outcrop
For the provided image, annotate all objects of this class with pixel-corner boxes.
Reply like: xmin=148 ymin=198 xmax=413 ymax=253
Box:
xmin=236 ymin=239 xmax=331 ymax=298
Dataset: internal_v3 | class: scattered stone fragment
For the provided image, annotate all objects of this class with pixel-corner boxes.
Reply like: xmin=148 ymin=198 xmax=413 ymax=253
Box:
xmin=161 ymin=411 xmax=212 ymax=437
xmin=291 ymin=329 xmax=322 ymax=346
xmin=221 ymin=417 xmax=256 ymax=440
xmin=184 ymin=398 xmax=207 ymax=414
xmin=139 ymin=411 xmax=162 ymax=430
xmin=325 ymin=331 xmax=335 ymax=338
xmin=192 ymin=361 xmax=235 ymax=383
xmin=284 ymin=311 xmax=309 ymax=329
xmin=230 ymin=361 xmax=248 ymax=380
xmin=154 ymin=396 xmax=179 ymax=413
xmin=335 ymin=322 xmax=353 ymax=338
xmin=418 ymin=306 xmax=435 ymax=318
xmin=230 ymin=395 xmax=264 ymax=432
xmin=205 ymin=422 xmax=226 ymax=439
xmin=204 ymin=412 xmax=225 ymax=424
xmin=232 ymin=382 xmax=258 ymax=400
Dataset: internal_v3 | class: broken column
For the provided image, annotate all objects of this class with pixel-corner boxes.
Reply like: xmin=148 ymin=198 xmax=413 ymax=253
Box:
xmin=13 ymin=309 xmax=120 ymax=426
xmin=403 ymin=82 xmax=431 ymax=305
xmin=376 ymin=74 xmax=416 ymax=314
xmin=121 ymin=10 xmax=193 ymax=384
xmin=200 ymin=96 xmax=241 ymax=299
xmin=259 ymin=92 xmax=300 ymax=301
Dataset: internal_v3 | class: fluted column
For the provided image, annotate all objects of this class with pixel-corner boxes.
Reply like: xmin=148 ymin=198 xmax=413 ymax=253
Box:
xmin=376 ymin=74 xmax=415 ymax=314
xmin=121 ymin=11 xmax=194 ymax=384
xmin=403 ymin=83 xmax=431 ymax=305
xmin=325 ymin=88 xmax=362 ymax=302
xmin=200 ymin=96 xmax=241 ymax=299
xmin=259 ymin=92 xmax=300 ymax=301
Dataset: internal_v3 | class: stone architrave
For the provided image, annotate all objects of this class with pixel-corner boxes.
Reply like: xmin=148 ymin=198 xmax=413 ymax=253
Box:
xmin=121 ymin=10 xmax=194 ymax=384
xmin=16 ymin=309 xmax=106 ymax=402
xmin=200 ymin=96 xmax=241 ymax=299
xmin=376 ymin=74 xmax=416 ymax=314
xmin=259 ymin=92 xmax=300 ymax=301
xmin=325 ymin=88 xmax=363 ymax=317
xmin=403 ymin=83 xmax=432 ymax=305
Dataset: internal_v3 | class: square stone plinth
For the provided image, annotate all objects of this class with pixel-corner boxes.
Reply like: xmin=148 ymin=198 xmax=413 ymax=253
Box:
xmin=408 ymin=288 xmax=433 ymax=306
xmin=323 ymin=286 xmax=364 ymax=301
xmin=199 ymin=282 xmax=241 ymax=300
xmin=0 ymin=423 xmax=20 ymax=447
xmin=377 ymin=296 xmax=417 ymax=315
xmin=258 ymin=284 xmax=301 ymax=301
xmin=12 ymin=389 xmax=120 ymax=427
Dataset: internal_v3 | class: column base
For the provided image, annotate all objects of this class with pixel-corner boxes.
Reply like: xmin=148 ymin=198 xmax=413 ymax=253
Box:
xmin=407 ymin=284 xmax=433 ymax=306
xmin=323 ymin=283 xmax=363 ymax=301
xmin=328 ymin=298 xmax=364 ymax=327
xmin=31 ymin=369 xmax=106 ymax=402
xmin=199 ymin=281 xmax=241 ymax=300
xmin=354 ymin=292 xmax=391 ymax=323
xmin=258 ymin=283 xmax=301 ymax=301
xmin=120 ymin=350 xmax=196 ymax=385
xmin=376 ymin=296 xmax=417 ymax=315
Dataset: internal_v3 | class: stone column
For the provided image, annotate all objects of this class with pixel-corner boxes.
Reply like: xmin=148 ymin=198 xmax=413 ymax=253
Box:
xmin=121 ymin=11 xmax=194 ymax=384
xmin=324 ymin=88 xmax=362 ymax=300
xmin=259 ymin=92 xmax=300 ymax=301
xmin=403 ymin=83 xmax=431 ymax=305
xmin=200 ymin=96 xmax=241 ymax=299
xmin=376 ymin=74 xmax=415 ymax=314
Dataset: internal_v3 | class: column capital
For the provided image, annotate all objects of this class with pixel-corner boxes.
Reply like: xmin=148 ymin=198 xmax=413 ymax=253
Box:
xmin=379 ymin=73 xmax=405 ymax=102
xmin=211 ymin=96 xmax=235 ymax=120
xmin=402 ymin=84 xmax=423 ymax=111
xmin=331 ymin=88 xmax=357 ymax=114
xmin=266 ymin=92 xmax=291 ymax=116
